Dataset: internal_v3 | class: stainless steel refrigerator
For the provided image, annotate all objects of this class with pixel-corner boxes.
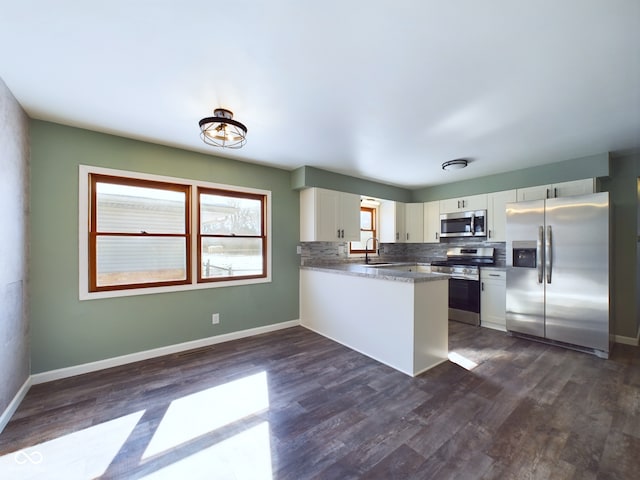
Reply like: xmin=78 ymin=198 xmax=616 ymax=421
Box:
xmin=505 ymin=192 xmax=611 ymax=357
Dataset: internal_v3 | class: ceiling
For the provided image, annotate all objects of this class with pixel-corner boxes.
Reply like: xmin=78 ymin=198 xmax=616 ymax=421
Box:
xmin=1 ymin=1 xmax=639 ymax=188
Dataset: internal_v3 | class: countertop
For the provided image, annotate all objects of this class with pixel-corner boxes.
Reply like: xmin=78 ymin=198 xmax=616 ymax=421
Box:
xmin=300 ymin=263 xmax=450 ymax=283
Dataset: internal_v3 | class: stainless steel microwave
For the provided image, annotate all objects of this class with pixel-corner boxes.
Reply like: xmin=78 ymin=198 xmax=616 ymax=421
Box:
xmin=440 ymin=210 xmax=487 ymax=238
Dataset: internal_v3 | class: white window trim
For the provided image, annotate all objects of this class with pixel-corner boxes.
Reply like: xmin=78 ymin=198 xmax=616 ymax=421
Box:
xmin=79 ymin=165 xmax=272 ymax=300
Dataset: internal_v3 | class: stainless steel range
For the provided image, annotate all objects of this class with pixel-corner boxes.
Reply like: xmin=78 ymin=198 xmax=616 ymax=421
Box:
xmin=431 ymin=247 xmax=495 ymax=326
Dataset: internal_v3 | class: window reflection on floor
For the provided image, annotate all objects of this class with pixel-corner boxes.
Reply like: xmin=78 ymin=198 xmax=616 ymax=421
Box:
xmin=448 ymin=351 xmax=479 ymax=370
xmin=1 ymin=371 xmax=273 ymax=479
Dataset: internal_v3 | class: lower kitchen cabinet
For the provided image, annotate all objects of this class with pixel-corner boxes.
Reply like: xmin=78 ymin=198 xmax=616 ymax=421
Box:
xmin=480 ymin=268 xmax=506 ymax=331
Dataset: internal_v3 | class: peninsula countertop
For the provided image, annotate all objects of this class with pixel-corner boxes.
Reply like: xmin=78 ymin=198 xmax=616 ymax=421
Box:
xmin=299 ymin=262 xmax=449 ymax=283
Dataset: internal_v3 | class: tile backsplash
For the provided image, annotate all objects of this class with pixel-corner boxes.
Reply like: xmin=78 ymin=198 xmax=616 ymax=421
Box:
xmin=300 ymin=238 xmax=506 ymax=267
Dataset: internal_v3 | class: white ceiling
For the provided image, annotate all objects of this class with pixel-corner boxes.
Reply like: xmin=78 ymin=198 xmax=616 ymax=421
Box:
xmin=1 ymin=1 xmax=639 ymax=188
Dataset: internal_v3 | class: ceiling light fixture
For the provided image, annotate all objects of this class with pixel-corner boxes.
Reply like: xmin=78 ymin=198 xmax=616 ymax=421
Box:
xmin=199 ymin=108 xmax=247 ymax=149
xmin=442 ymin=159 xmax=468 ymax=171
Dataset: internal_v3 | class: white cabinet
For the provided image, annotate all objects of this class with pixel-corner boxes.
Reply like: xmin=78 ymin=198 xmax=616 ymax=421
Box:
xmin=380 ymin=201 xmax=429 ymax=243
xmin=379 ymin=200 xmax=406 ymax=243
xmin=516 ymin=179 xmax=595 ymax=202
xmin=423 ymin=201 xmax=440 ymax=243
xmin=480 ymin=269 xmax=506 ymax=331
xmin=487 ymin=189 xmax=517 ymax=242
xmin=439 ymin=193 xmax=488 ymax=214
xmin=405 ymin=203 xmax=424 ymax=242
xmin=300 ymin=188 xmax=360 ymax=242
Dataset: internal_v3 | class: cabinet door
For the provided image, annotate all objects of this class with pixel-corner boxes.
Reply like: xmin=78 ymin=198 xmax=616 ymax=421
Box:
xmin=315 ymin=188 xmax=341 ymax=241
xmin=463 ymin=194 xmax=488 ymax=211
xmin=552 ymin=179 xmax=595 ymax=198
xmin=379 ymin=201 xmax=405 ymax=243
xmin=405 ymin=203 xmax=424 ymax=242
xmin=339 ymin=192 xmax=362 ymax=241
xmin=300 ymin=188 xmax=339 ymax=241
xmin=517 ymin=184 xmax=551 ymax=202
xmin=300 ymin=188 xmax=358 ymax=241
xmin=439 ymin=194 xmax=487 ymax=213
xmin=439 ymin=198 xmax=462 ymax=214
xmin=423 ymin=201 xmax=440 ymax=243
xmin=481 ymin=270 xmax=506 ymax=330
xmin=487 ymin=189 xmax=517 ymax=242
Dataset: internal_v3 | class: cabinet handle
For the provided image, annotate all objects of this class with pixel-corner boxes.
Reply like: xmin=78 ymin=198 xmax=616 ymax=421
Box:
xmin=546 ymin=188 xmax=550 ymax=199
xmin=396 ymin=232 xmax=399 ymax=241
xmin=435 ymin=232 xmax=439 ymax=240
xmin=406 ymin=233 xmax=409 ymax=241
xmin=489 ymin=273 xmax=500 ymax=277
xmin=481 ymin=282 xmax=485 ymax=291
xmin=457 ymin=200 xmax=461 ymax=209
xmin=462 ymin=200 xmax=466 ymax=208
xmin=488 ymin=229 xmax=492 ymax=238
xmin=337 ymin=229 xmax=340 ymax=239
xmin=341 ymin=229 xmax=345 ymax=238
xmin=554 ymin=187 xmax=558 ymax=198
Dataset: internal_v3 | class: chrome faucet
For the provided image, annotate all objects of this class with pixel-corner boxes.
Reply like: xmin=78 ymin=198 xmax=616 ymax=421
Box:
xmin=365 ymin=237 xmax=379 ymax=264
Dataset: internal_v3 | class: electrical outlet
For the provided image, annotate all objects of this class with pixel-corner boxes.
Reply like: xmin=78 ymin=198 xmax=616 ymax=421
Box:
xmin=211 ymin=313 xmax=220 ymax=325
xmin=296 ymin=245 xmax=302 ymax=254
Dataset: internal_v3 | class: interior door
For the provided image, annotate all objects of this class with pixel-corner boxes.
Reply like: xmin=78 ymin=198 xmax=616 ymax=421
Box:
xmin=505 ymin=199 xmax=545 ymax=337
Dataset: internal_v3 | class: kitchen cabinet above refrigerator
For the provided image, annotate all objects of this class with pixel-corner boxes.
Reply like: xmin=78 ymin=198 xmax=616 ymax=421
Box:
xmin=516 ymin=178 xmax=595 ymax=202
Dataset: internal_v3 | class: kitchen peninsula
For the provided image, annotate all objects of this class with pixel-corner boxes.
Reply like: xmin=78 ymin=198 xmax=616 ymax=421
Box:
xmin=299 ymin=264 xmax=449 ymax=376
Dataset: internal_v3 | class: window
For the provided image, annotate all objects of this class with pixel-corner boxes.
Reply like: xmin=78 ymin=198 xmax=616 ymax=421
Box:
xmin=80 ymin=166 xmax=271 ymax=299
xmin=349 ymin=206 xmax=377 ymax=254
xmin=89 ymin=174 xmax=191 ymax=292
xmin=198 ymin=188 xmax=267 ymax=282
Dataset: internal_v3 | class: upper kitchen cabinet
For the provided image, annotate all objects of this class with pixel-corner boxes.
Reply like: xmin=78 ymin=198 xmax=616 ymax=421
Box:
xmin=405 ymin=203 xmax=424 ymax=242
xmin=300 ymin=188 xmax=360 ymax=242
xmin=516 ymin=178 xmax=595 ymax=202
xmin=423 ymin=201 xmax=440 ymax=243
xmin=439 ymin=193 xmax=488 ymax=214
xmin=380 ymin=200 xmax=406 ymax=242
xmin=487 ymin=189 xmax=517 ymax=242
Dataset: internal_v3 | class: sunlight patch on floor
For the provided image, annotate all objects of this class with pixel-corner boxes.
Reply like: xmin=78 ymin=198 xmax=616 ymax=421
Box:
xmin=143 ymin=371 xmax=270 ymax=460
xmin=448 ymin=351 xmax=478 ymax=370
xmin=0 ymin=410 xmax=145 ymax=480
xmin=140 ymin=421 xmax=273 ymax=480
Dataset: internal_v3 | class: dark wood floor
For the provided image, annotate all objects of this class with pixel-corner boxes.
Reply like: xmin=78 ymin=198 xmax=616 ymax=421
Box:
xmin=1 ymin=322 xmax=639 ymax=479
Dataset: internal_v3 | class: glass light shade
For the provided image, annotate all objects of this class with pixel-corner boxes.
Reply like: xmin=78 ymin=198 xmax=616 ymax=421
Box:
xmin=199 ymin=108 xmax=247 ymax=149
xmin=442 ymin=159 xmax=468 ymax=171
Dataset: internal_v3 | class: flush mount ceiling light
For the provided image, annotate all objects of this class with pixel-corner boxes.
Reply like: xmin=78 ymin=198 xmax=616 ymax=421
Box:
xmin=199 ymin=108 xmax=247 ymax=149
xmin=442 ymin=159 xmax=468 ymax=171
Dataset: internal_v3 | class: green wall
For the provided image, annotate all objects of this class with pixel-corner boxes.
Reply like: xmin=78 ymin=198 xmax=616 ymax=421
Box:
xmin=291 ymin=165 xmax=412 ymax=202
xmin=412 ymin=152 xmax=610 ymax=201
xmin=30 ymin=121 xmax=300 ymax=373
xmin=600 ymin=151 xmax=640 ymax=339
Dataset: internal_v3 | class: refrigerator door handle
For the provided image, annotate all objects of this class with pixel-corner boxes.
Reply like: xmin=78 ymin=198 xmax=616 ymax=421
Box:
xmin=546 ymin=225 xmax=553 ymax=284
xmin=537 ymin=225 xmax=544 ymax=284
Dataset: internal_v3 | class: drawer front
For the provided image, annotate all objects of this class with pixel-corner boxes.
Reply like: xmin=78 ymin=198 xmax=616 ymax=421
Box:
xmin=481 ymin=269 xmax=506 ymax=281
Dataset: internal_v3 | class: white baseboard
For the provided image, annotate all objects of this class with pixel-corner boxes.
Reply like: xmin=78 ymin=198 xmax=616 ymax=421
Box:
xmin=614 ymin=327 xmax=640 ymax=346
xmin=31 ymin=319 xmax=300 ymax=385
xmin=0 ymin=376 xmax=32 ymax=434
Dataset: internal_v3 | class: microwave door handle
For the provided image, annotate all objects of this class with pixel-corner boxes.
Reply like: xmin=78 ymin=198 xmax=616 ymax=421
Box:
xmin=537 ymin=226 xmax=544 ymax=284
xmin=546 ymin=225 xmax=552 ymax=283
xmin=470 ymin=214 xmax=475 ymax=236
